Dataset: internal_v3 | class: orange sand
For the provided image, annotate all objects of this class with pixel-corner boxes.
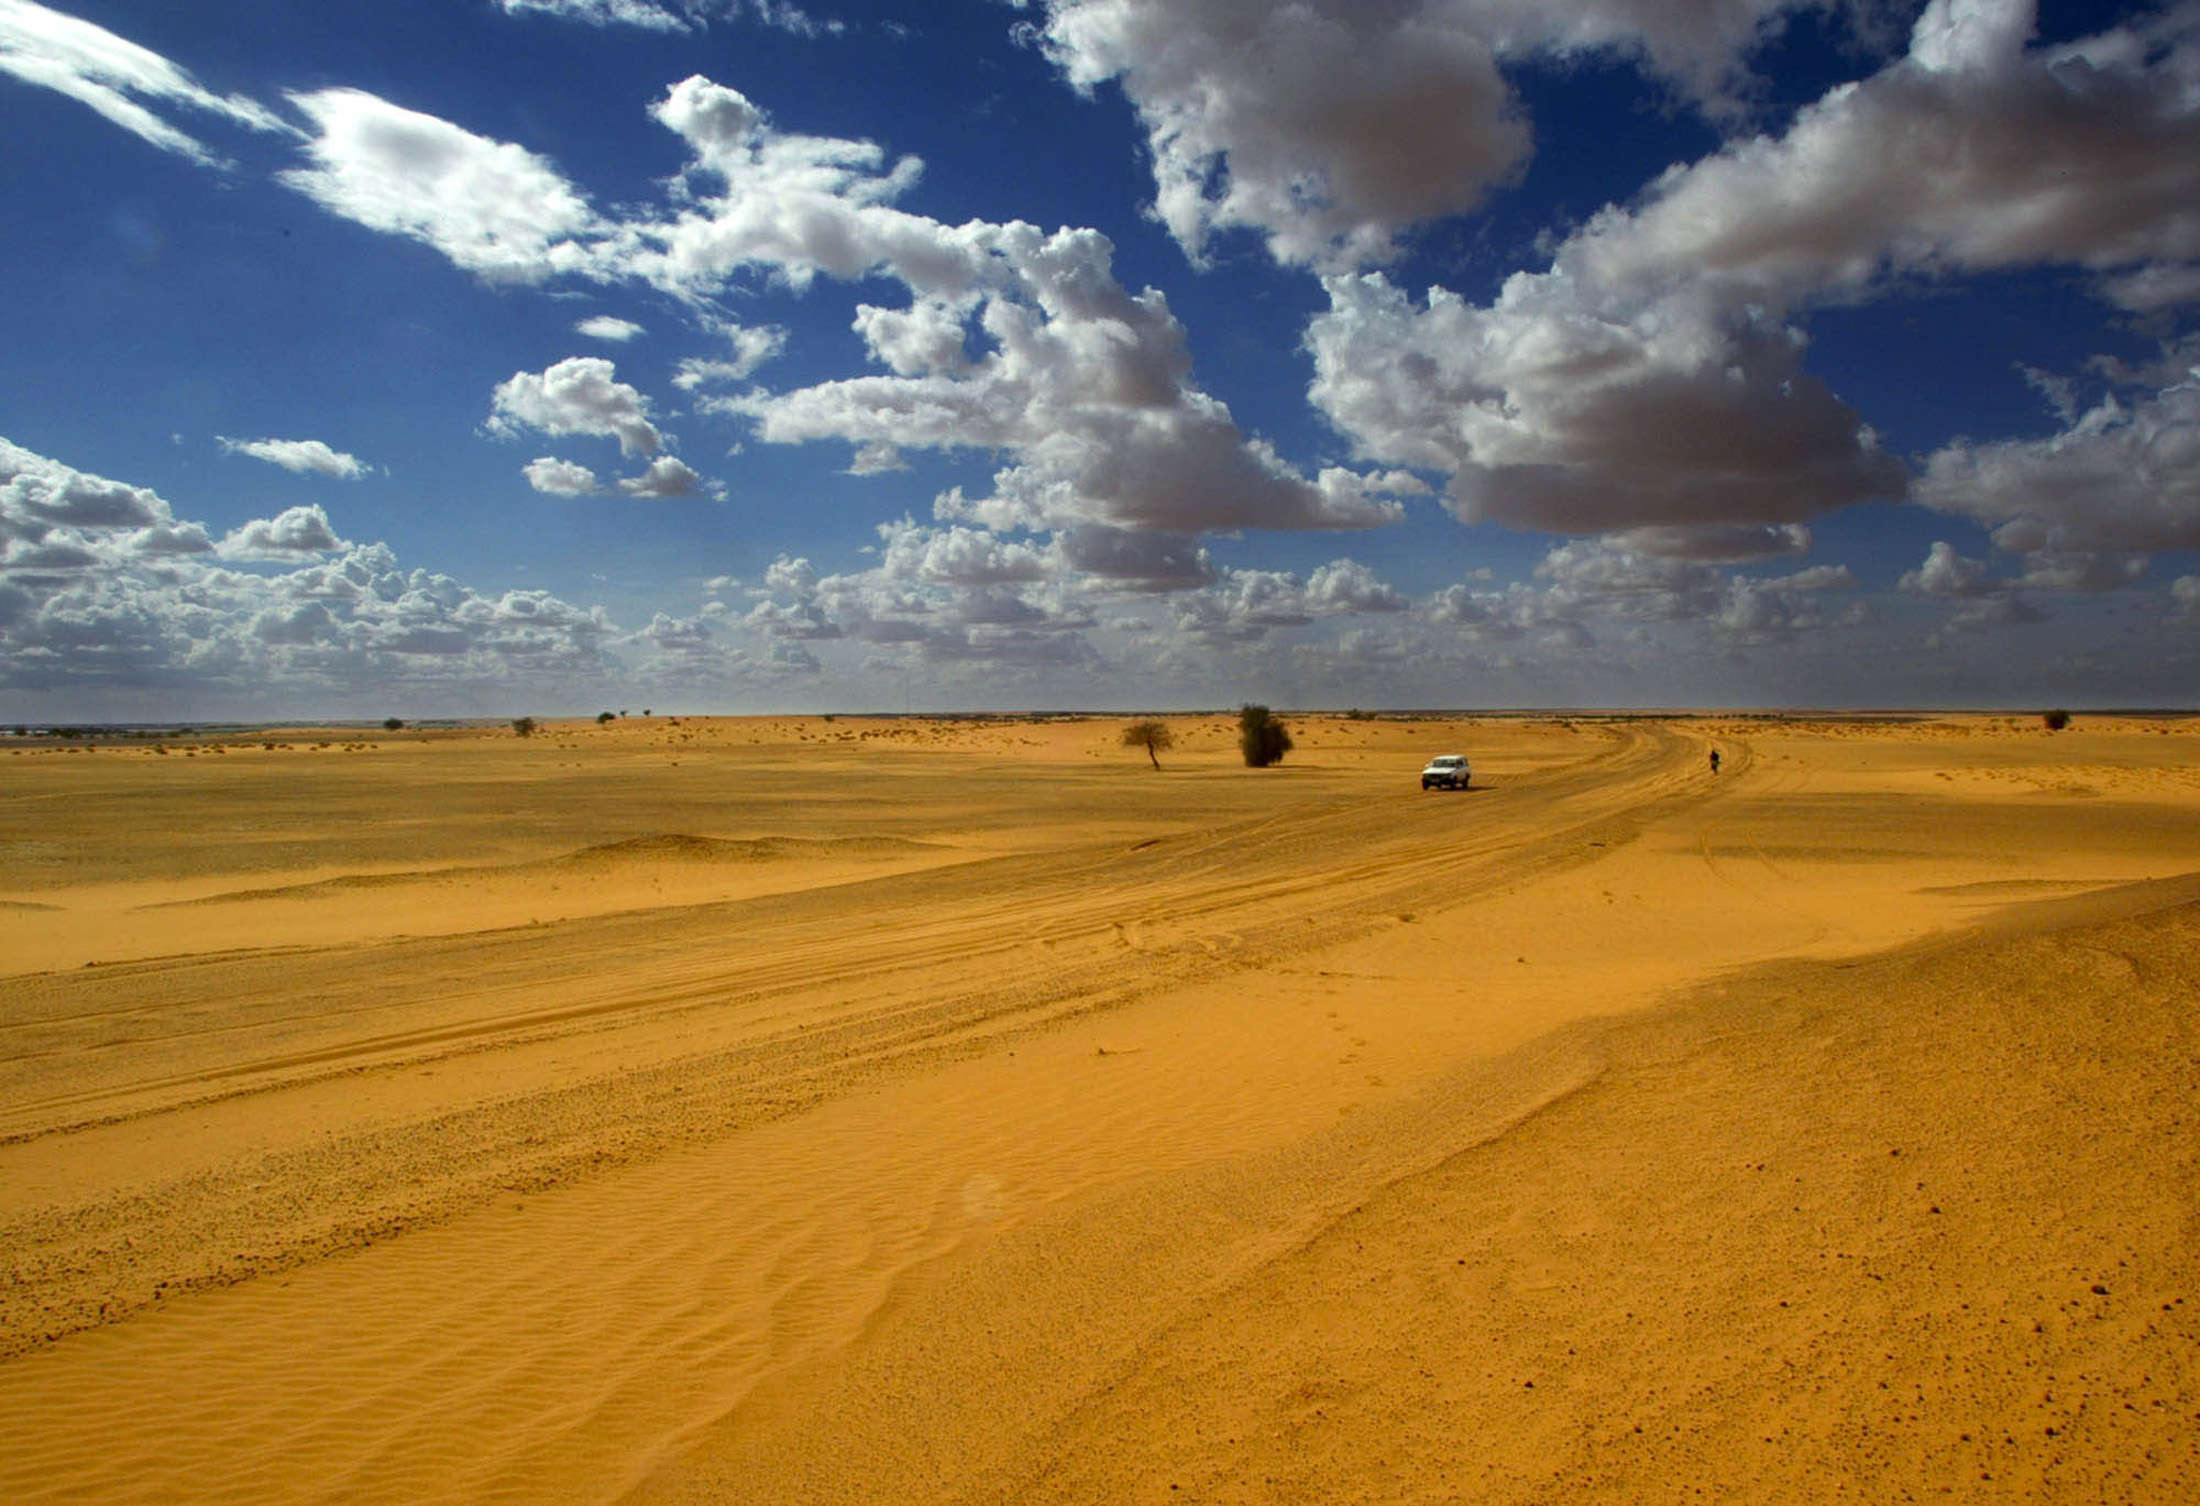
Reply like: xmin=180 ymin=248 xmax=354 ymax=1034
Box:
xmin=1 ymin=712 xmax=2194 ymax=1501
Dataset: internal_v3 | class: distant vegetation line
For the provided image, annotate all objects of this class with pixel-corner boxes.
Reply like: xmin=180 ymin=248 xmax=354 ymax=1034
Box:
xmin=6 ymin=706 xmax=2195 ymax=739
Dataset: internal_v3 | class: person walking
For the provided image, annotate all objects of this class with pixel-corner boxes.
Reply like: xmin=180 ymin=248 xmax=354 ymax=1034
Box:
xmin=1708 ymin=748 xmax=1721 ymax=775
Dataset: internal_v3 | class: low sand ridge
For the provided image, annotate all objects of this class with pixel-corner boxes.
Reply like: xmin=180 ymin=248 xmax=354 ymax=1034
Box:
xmin=1 ymin=712 xmax=2195 ymax=1501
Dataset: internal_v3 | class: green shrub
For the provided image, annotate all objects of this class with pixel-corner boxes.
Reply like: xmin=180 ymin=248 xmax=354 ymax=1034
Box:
xmin=512 ymin=716 xmax=538 ymax=737
xmin=2043 ymin=708 xmax=2071 ymax=731
xmin=1238 ymin=704 xmax=1293 ymax=768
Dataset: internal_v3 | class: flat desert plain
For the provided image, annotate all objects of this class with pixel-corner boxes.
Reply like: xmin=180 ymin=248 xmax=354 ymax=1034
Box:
xmin=2 ymin=712 xmax=2197 ymax=1503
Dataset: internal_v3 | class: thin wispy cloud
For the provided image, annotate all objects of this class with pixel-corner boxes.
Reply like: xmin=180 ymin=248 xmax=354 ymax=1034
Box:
xmin=0 ymin=0 xmax=290 ymax=165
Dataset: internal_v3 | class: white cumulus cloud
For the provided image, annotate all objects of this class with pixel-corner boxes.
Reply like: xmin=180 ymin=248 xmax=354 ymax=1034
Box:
xmin=1918 ymin=378 xmax=2200 ymax=553
xmin=1027 ymin=0 xmax=1525 ymax=270
xmin=1898 ymin=539 xmax=2041 ymax=627
xmin=0 ymin=436 xmax=763 ymax=708
xmin=617 ymin=456 xmax=707 ymax=497
xmin=1305 ymin=0 xmax=2200 ymax=542
xmin=254 ymin=71 xmax=1409 ymax=545
xmin=1308 ymin=271 xmax=1905 ymax=535
xmin=522 ymin=456 xmax=602 ymax=495
xmin=718 ymin=215 xmax=1402 ymax=532
xmin=575 ymin=315 xmax=645 ymax=342
xmin=1174 ymin=559 xmax=1409 ymax=642
xmin=216 ymin=504 xmax=349 ymax=560
xmin=218 ymin=436 xmax=370 ymax=479
xmin=489 ymin=357 xmax=665 ymax=457
xmin=280 ymin=88 xmax=600 ymax=284
xmin=1024 ymin=0 xmax=1829 ymax=270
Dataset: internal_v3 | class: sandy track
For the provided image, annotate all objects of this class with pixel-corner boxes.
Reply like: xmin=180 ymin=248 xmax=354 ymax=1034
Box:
xmin=2 ymin=713 xmax=2195 ymax=1503
xmin=0 ymin=721 xmax=1683 ymax=1358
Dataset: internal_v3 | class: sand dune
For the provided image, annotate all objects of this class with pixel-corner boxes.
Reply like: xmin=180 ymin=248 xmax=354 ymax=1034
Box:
xmin=1 ymin=713 xmax=2194 ymax=1501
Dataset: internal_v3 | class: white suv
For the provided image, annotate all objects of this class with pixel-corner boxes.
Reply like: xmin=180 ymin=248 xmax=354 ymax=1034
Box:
xmin=1420 ymin=753 xmax=1471 ymax=790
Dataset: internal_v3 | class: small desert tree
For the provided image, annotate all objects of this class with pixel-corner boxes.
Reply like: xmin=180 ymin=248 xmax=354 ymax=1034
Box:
xmin=2043 ymin=708 xmax=2071 ymax=731
xmin=512 ymin=716 xmax=537 ymax=737
xmin=1238 ymin=703 xmax=1294 ymax=768
xmin=1120 ymin=719 xmax=1174 ymax=769
xmin=383 ymin=717 xmax=404 ymax=731
xmin=597 ymin=711 xmax=616 ymax=724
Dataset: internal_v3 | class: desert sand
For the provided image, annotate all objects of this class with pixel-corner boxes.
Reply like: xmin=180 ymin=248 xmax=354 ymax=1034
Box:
xmin=1 ymin=711 xmax=2194 ymax=1502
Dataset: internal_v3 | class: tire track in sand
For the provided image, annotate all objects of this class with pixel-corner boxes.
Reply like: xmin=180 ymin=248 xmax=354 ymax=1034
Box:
xmin=0 ymin=723 xmax=1701 ymax=1359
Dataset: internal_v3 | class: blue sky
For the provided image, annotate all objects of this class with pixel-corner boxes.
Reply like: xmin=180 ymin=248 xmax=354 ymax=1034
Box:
xmin=3 ymin=0 xmax=2196 ymax=718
